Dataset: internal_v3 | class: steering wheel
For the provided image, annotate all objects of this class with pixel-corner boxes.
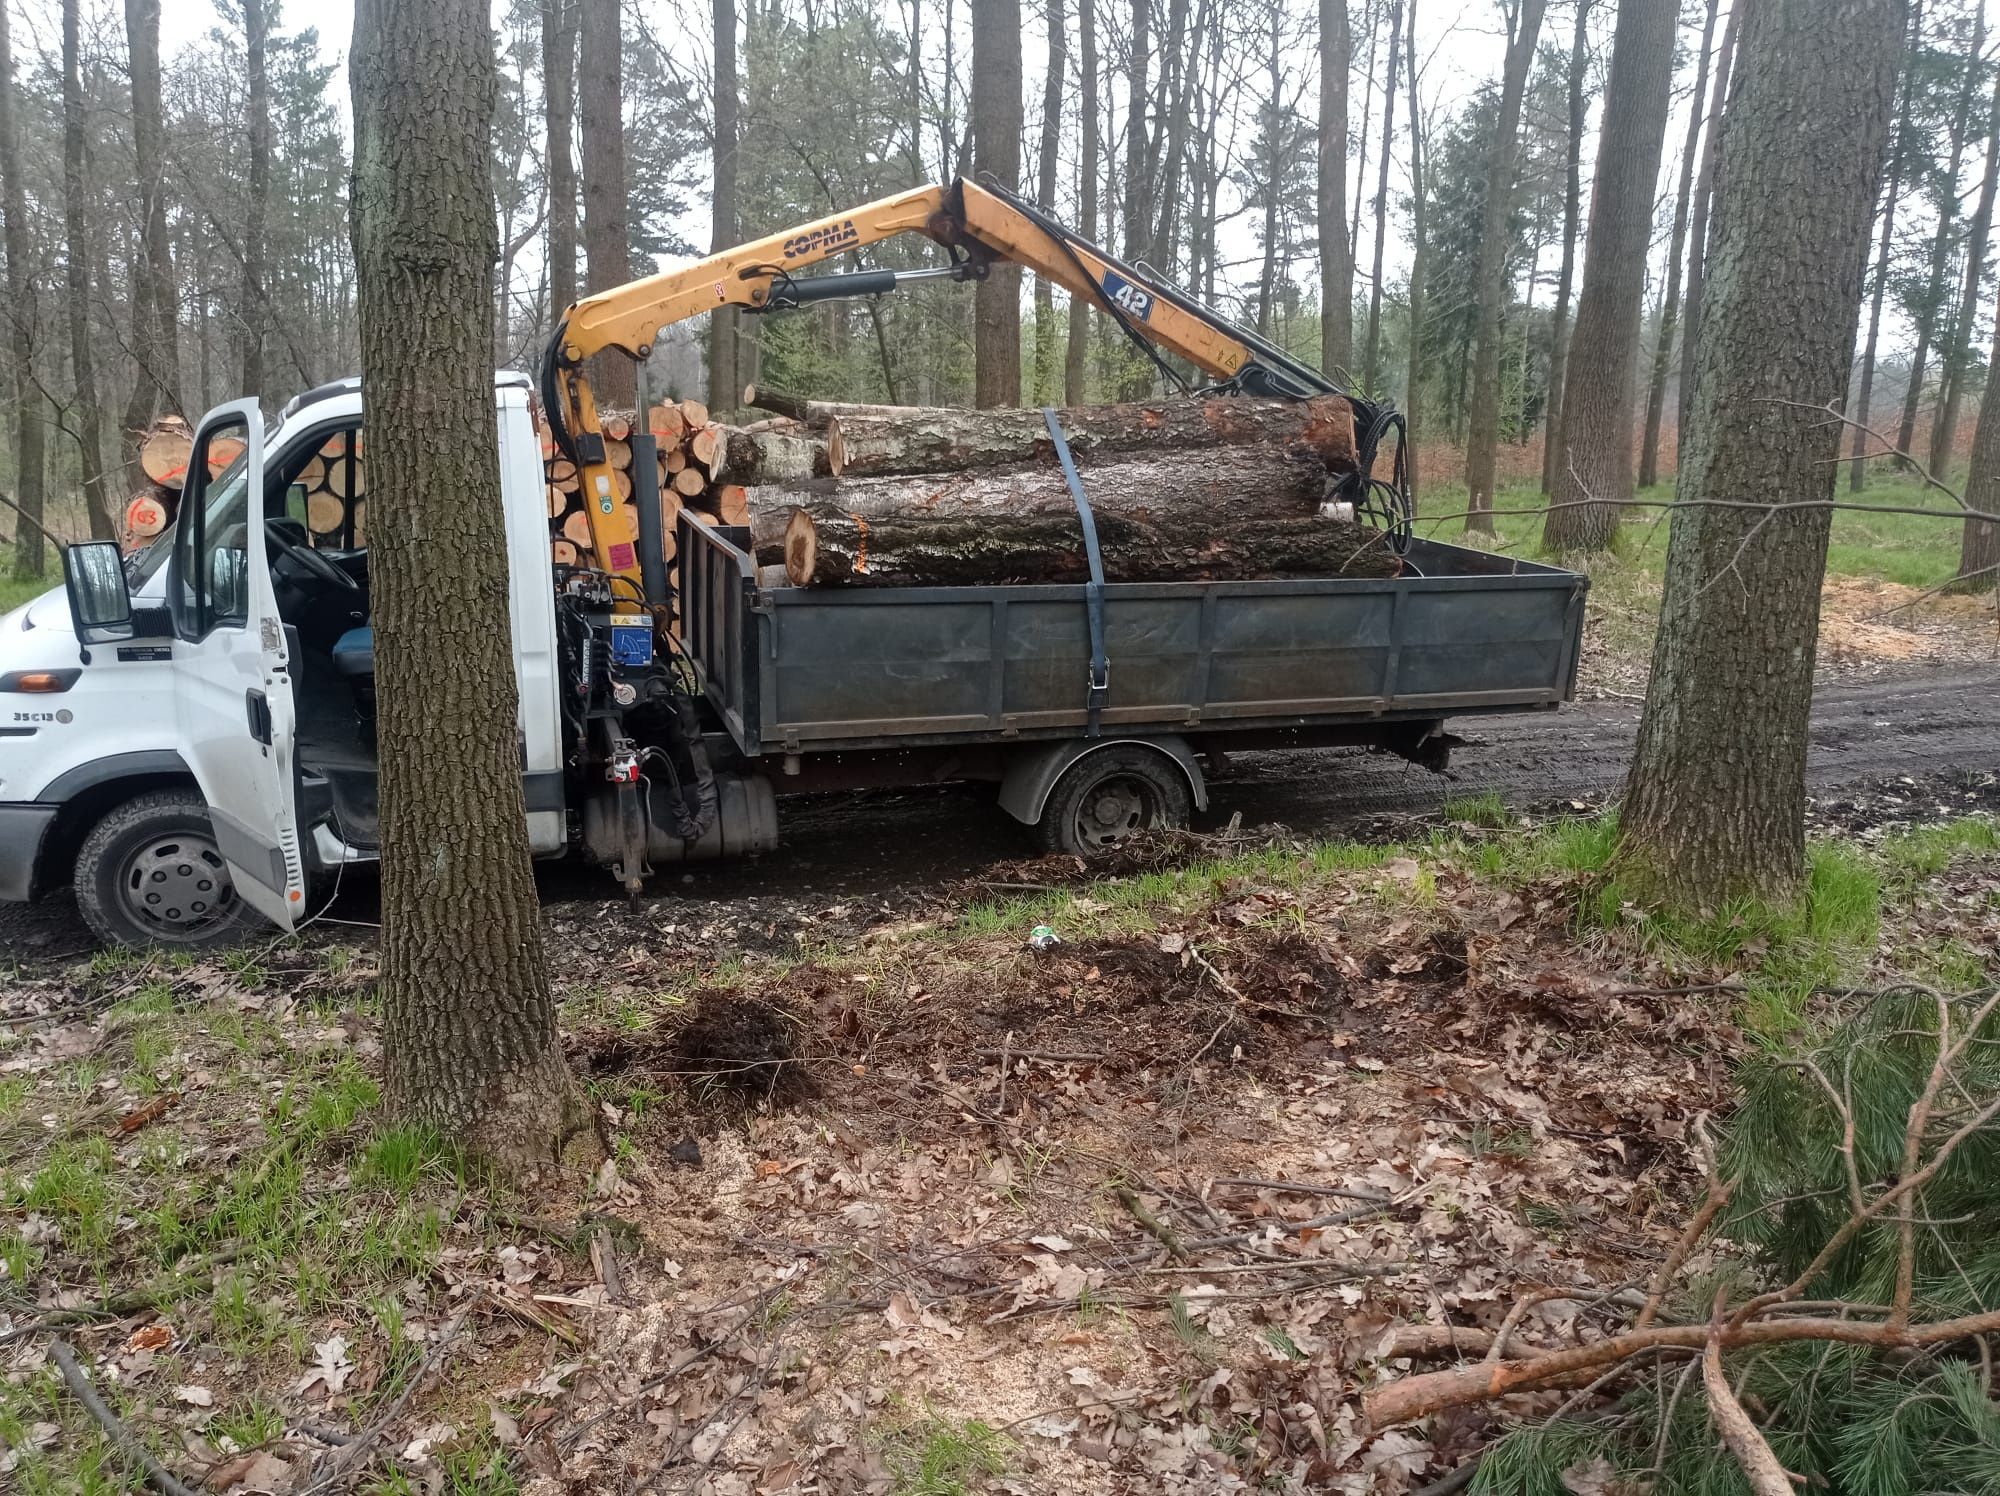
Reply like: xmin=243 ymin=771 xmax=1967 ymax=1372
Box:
xmin=266 ymin=522 xmax=361 ymax=592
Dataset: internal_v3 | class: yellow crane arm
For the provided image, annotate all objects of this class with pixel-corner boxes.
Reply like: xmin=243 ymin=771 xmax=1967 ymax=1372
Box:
xmin=541 ymin=177 xmax=1343 ymax=589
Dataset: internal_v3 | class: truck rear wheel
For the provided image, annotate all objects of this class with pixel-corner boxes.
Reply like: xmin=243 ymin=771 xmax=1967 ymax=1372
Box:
xmin=1036 ymin=746 xmax=1192 ymax=856
xmin=73 ymin=790 xmax=258 ymax=949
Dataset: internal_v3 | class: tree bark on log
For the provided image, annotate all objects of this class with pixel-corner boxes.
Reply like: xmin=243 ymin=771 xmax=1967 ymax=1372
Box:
xmin=784 ymin=502 xmax=1398 ymax=587
xmin=823 ymin=396 xmax=1358 ymax=478
xmin=715 ymin=427 xmax=835 ymax=484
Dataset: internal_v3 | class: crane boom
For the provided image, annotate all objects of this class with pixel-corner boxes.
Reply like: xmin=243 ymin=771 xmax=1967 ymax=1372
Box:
xmin=540 ymin=176 xmax=1382 ymax=592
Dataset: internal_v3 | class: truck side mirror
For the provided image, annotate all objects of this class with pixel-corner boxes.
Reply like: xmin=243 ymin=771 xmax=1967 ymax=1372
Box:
xmin=63 ymin=541 xmax=136 ymax=645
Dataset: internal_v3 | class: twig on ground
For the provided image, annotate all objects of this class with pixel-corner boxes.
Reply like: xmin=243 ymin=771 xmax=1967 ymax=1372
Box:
xmin=1702 ymin=1297 xmax=1793 ymax=1496
xmin=300 ymin=1296 xmax=477 ymax=1493
xmin=1115 ymin=1184 xmax=1189 ymax=1261
xmin=46 ymin=1336 xmax=202 ymax=1496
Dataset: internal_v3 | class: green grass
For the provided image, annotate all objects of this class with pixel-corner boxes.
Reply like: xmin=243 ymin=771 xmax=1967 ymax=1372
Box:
xmin=880 ymin=1414 xmax=1013 ymax=1496
xmin=1878 ymin=816 xmax=2000 ymax=879
xmin=0 ymin=573 xmax=52 ymax=618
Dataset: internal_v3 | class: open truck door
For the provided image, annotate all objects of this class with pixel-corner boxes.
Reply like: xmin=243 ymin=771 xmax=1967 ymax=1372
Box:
xmin=165 ymin=400 xmax=303 ymax=931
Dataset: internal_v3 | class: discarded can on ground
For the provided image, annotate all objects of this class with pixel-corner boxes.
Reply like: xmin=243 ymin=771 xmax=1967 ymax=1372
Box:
xmin=1027 ymin=924 xmax=1063 ymax=952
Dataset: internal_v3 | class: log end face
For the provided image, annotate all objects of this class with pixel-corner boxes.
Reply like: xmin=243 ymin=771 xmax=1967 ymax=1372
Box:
xmin=784 ymin=508 xmax=818 ymax=586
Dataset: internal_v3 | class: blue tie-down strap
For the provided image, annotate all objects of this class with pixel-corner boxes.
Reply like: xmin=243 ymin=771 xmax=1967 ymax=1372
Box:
xmin=1041 ymin=408 xmax=1109 ymax=736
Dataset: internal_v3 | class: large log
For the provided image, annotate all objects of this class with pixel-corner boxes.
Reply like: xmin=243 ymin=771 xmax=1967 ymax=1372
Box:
xmin=770 ymin=447 xmax=1396 ymax=587
xmin=741 ymin=385 xmax=927 ymax=431
xmin=784 ymin=503 xmax=1397 ymax=587
xmin=715 ymin=427 xmax=836 ymax=484
xmin=824 ymin=395 xmax=1358 ymax=478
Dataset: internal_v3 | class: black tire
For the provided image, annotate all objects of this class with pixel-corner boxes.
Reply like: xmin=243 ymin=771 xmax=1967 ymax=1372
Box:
xmin=1034 ymin=746 xmax=1193 ymax=856
xmin=73 ymin=789 xmax=260 ymax=949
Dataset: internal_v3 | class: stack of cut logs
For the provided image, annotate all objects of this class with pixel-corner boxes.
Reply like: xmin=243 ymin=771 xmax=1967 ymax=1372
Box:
xmin=129 ymin=419 xmax=360 ymax=551
xmin=127 ymin=417 xmax=253 ymax=550
xmin=542 ymin=387 xmax=1395 ymax=595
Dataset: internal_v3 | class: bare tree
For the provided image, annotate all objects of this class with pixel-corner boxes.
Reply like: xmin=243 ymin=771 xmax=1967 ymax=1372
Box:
xmin=1539 ymin=0 xmax=1592 ymax=497
xmin=1849 ymin=1 xmax=1924 ymax=492
xmin=0 ymin=0 xmax=45 ymax=576
xmin=1033 ymin=0 xmax=1067 ymax=403
xmin=1360 ymin=0 xmax=1401 ymax=394
xmin=1065 ymin=0 xmax=1100 ymax=403
xmin=972 ymin=0 xmax=1023 ymax=406
xmin=60 ymin=0 xmax=113 ymax=541
xmin=1462 ymin=0 xmax=1548 ymax=533
xmin=1621 ymin=0 xmax=1902 ymax=907
xmin=1958 ymin=298 xmax=2000 ymax=591
xmin=1895 ymin=0 xmax=1985 ymax=466
xmin=1675 ymin=0 xmax=1741 ymax=448
xmin=1123 ymin=0 xmax=1151 ymax=264
xmin=239 ymin=0 xmax=271 ymax=401
xmin=120 ymin=0 xmax=180 ymax=457
xmin=1402 ymin=0 xmax=1424 ymax=492
xmin=1928 ymin=61 xmax=2000 ymax=476
xmin=580 ymin=0 xmax=633 ymax=407
xmin=350 ymin=0 xmax=593 ymax=1169
xmin=1637 ymin=0 xmax=1720 ymax=490
xmin=544 ymin=0 xmax=578 ymax=318
xmin=709 ymin=0 xmax=738 ymax=412
xmin=1543 ymin=0 xmax=1676 ymax=554
xmin=1318 ymin=0 xmax=1353 ymax=376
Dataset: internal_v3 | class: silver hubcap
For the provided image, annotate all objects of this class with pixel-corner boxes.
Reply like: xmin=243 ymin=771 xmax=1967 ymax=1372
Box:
xmin=121 ymin=834 xmax=236 ymax=935
xmin=1074 ymin=776 xmax=1155 ymax=851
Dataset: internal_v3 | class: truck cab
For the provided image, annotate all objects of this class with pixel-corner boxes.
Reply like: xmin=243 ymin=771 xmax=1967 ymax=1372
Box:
xmin=0 ymin=375 xmax=567 ymax=945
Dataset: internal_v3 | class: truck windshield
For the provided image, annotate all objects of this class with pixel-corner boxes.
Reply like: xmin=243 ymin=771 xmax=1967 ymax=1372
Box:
xmin=125 ymin=448 xmax=252 ymax=592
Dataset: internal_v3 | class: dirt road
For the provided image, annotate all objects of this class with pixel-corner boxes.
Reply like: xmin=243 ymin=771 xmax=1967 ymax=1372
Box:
xmin=3 ymin=663 xmax=1995 ymax=960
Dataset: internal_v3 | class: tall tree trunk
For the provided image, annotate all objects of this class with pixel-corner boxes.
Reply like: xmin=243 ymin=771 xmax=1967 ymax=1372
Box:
xmin=0 ymin=0 xmax=46 ymax=576
xmin=1402 ymin=0 xmax=1423 ymax=495
xmin=1675 ymin=0 xmax=1742 ymax=448
xmin=350 ymin=0 xmax=591 ymax=1169
xmin=1033 ymin=0 xmax=1067 ymax=403
xmin=60 ymin=0 xmax=112 ymax=541
xmin=1849 ymin=0 xmax=1923 ymax=492
xmin=1957 ymin=302 xmax=2000 ymax=591
xmin=1361 ymin=1 xmax=1401 ymax=395
xmin=580 ymin=0 xmax=633 ymax=407
xmin=239 ymin=0 xmax=270 ymax=401
xmin=1349 ymin=1 xmax=1379 ymax=264
xmin=1065 ymin=0 xmax=1100 ymax=403
xmin=1255 ymin=16 xmax=1281 ymax=339
xmin=1929 ymin=64 xmax=2000 ymax=476
xmin=1540 ymin=0 xmax=1592 ymax=497
xmin=1636 ymin=0 xmax=1720 ymax=491
xmin=1542 ymin=0 xmax=1676 ymax=554
xmin=1621 ymin=0 xmax=1902 ymax=909
xmin=1122 ymin=0 xmax=1151 ymax=264
xmin=1319 ymin=0 xmax=1353 ymax=378
xmin=543 ymin=0 xmax=578 ymax=318
xmin=1896 ymin=0 xmax=1984 ymax=466
xmin=1148 ymin=0 xmax=1193 ymax=274
xmin=120 ymin=0 xmax=179 ymax=459
xmin=1461 ymin=0 xmax=1548 ymax=532
xmin=709 ymin=0 xmax=739 ymax=412
xmin=972 ymin=0 xmax=1023 ymax=406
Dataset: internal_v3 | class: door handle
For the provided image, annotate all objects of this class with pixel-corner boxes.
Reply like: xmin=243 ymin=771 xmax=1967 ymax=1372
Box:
xmin=246 ymin=688 xmax=272 ymax=745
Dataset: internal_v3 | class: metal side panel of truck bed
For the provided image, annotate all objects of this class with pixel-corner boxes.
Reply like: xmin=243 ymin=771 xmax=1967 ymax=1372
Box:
xmin=677 ymin=517 xmax=1589 ymax=756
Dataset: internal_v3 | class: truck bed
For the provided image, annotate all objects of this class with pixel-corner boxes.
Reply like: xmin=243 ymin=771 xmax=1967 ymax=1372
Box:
xmin=678 ymin=515 xmax=1588 ymax=756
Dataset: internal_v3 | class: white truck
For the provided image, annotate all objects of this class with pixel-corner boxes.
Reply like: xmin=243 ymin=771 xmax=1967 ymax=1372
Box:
xmin=0 ymin=374 xmax=1586 ymax=949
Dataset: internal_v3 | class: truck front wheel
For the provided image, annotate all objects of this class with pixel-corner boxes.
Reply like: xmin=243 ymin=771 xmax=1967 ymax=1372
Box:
xmin=73 ymin=790 xmax=258 ymax=949
xmin=1036 ymin=746 xmax=1192 ymax=856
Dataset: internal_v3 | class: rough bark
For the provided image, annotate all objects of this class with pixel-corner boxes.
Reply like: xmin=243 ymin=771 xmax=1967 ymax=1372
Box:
xmin=1637 ymin=0 xmax=1720 ymax=491
xmin=60 ymin=0 xmax=113 ymax=542
xmin=580 ymin=0 xmax=634 ymax=408
xmin=824 ymin=396 xmax=1358 ymax=477
xmin=120 ymin=0 xmax=180 ymax=458
xmin=1542 ymin=0 xmax=1677 ymax=554
xmin=350 ymin=0 xmax=592 ymax=1168
xmin=1850 ymin=1 xmax=1923 ymax=492
xmin=716 ymin=427 xmax=834 ymax=484
xmin=1461 ymin=0 xmax=1548 ymax=532
xmin=0 ymin=0 xmax=46 ymax=577
xmin=1676 ymin=0 xmax=1742 ymax=447
xmin=1896 ymin=1 xmax=1985 ymax=466
xmin=1620 ymin=0 xmax=1902 ymax=908
xmin=1930 ymin=62 xmax=2000 ymax=476
xmin=239 ymin=0 xmax=270 ymax=401
xmin=1402 ymin=0 xmax=1423 ymax=495
xmin=1148 ymin=0 xmax=1194 ymax=278
xmin=1122 ymin=0 xmax=1151 ymax=265
xmin=708 ymin=0 xmax=739 ymax=414
xmin=1065 ymin=0 xmax=1100 ymax=403
xmin=972 ymin=0 xmax=1023 ymax=407
xmin=1033 ymin=0 xmax=1067 ymax=403
xmin=778 ymin=457 xmax=1397 ymax=586
xmin=1360 ymin=2 xmax=1401 ymax=395
xmin=1539 ymin=0 xmax=1593 ymax=497
xmin=1319 ymin=0 xmax=1353 ymax=378
xmin=1956 ymin=265 xmax=2000 ymax=591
